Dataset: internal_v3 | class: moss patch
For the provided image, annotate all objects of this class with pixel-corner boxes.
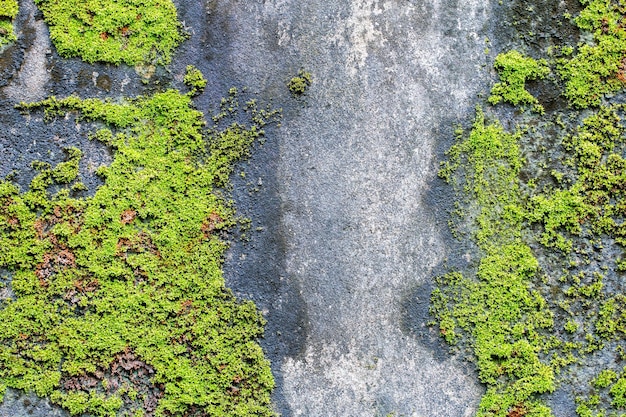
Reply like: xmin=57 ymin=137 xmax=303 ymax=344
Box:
xmin=559 ymin=0 xmax=626 ymax=108
xmin=34 ymin=0 xmax=184 ymax=65
xmin=184 ymin=65 xmax=207 ymax=96
xmin=488 ymin=50 xmax=550 ymax=113
xmin=432 ymin=0 xmax=626 ymax=416
xmin=288 ymin=70 xmax=312 ymax=96
xmin=0 ymin=88 xmax=278 ymax=416
xmin=432 ymin=109 xmax=555 ymax=416
xmin=0 ymin=0 xmax=18 ymax=47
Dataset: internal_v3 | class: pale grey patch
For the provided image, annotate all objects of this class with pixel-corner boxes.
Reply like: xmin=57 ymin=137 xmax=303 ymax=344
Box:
xmin=0 ymin=389 xmax=68 ymax=417
xmin=203 ymin=0 xmax=493 ymax=415
xmin=5 ymin=0 xmax=51 ymax=102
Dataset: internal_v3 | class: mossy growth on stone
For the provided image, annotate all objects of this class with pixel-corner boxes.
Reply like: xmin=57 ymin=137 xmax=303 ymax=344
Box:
xmin=488 ymin=50 xmax=550 ymax=113
xmin=527 ymin=106 xmax=626 ymax=253
xmin=288 ymin=70 xmax=312 ymax=96
xmin=433 ymin=1 xmax=626 ymax=415
xmin=432 ymin=109 xmax=555 ymax=417
xmin=0 ymin=88 xmax=278 ymax=416
xmin=559 ymin=0 xmax=626 ymax=108
xmin=0 ymin=0 xmax=18 ymax=47
xmin=184 ymin=65 xmax=207 ymax=96
xmin=34 ymin=0 xmax=184 ymax=65
xmin=528 ymin=103 xmax=626 ymax=416
xmin=577 ymin=367 xmax=626 ymax=415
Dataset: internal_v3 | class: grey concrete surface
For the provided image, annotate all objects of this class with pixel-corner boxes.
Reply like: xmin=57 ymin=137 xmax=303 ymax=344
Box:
xmin=270 ymin=2 xmax=486 ymax=416
xmin=0 ymin=389 xmax=68 ymax=417
xmin=4 ymin=0 xmax=49 ymax=102
xmin=195 ymin=1 xmax=496 ymax=416
xmin=0 ymin=0 xmax=500 ymax=416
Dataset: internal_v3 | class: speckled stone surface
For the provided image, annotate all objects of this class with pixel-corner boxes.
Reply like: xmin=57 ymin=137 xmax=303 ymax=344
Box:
xmin=0 ymin=0 xmax=503 ymax=416
xmin=197 ymin=1 xmax=494 ymax=415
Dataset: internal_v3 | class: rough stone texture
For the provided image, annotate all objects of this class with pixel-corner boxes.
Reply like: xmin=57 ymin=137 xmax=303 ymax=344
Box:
xmin=4 ymin=0 xmax=50 ymax=102
xmin=196 ymin=1 xmax=496 ymax=416
xmin=0 ymin=0 xmax=500 ymax=416
xmin=0 ymin=389 xmax=68 ymax=417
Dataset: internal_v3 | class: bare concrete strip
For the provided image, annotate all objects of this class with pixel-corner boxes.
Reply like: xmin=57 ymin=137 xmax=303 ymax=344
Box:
xmin=4 ymin=0 xmax=50 ymax=102
xmin=209 ymin=0 xmax=496 ymax=415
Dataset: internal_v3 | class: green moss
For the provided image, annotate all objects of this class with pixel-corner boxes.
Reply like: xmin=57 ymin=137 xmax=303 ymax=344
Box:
xmin=488 ymin=50 xmax=550 ymax=112
xmin=595 ymin=370 xmax=618 ymax=389
xmin=595 ymin=296 xmax=626 ymax=339
xmin=0 ymin=0 xmax=17 ymax=47
xmin=288 ymin=70 xmax=312 ymax=96
xmin=431 ymin=109 xmax=555 ymax=415
xmin=434 ymin=1 xmax=626 ymax=415
xmin=431 ymin=0 xmax=626 ymax=417
xmin=33 ymin=0 xmax=184 ymax=65
xmin=528 ymin=187 xmax=591 ymax=252
xmin=479 ymin=387 xmax=553 ymax=417
xmin=184 ymin=65 xmax=207 ymax=95
xmin=578 ymin=367 xmax=626 ymax=415
xmin=565 ymin=320 xmax=578 ymax=333
xmin=0 ymin=0 xmax=17 ymax=17
xmin=1 ymin=90 xmax=278 ymax=416
xmin=559 ymin=0 xmax=626 ymax=108
xmin=529 ymin=105 xmax=626 ymax=262
xmin=611 ymin=370 xmax=626 ymax=408
xmin=575 ymin=397 xmax=605 ymax=417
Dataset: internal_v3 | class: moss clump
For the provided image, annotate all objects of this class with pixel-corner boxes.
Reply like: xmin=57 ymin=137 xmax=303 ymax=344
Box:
xmin=432 ymin=109 xmax=555 ymax=416
xmin=1 ymin=89 xmax=277 ymax=416
xmin=594 ymin=370 xmax=618 ymax=389
xmin=184 ymin=65 xmax=207 ymax=96
xmin=558 ymin=0 xmax=626 ymax=108
xmin=488 ymin=50 xmax=550 ymax=112
xmin=34 ymin=0 xmax=184 ymax=65
xmin=433 ymin=1 xmax=626 ymax=415
xmin=288 ymin=70 xmax=312 ymax=96
xmin=0 ymin=0 xmax=18 ymax=47
xmin=0 ymin=0 xmax=17 ymax=18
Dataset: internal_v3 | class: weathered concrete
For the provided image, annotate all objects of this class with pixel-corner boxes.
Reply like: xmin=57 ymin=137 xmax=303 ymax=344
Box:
xmin=0 ymin=0 xmax=500 ymax=415
xmin=4 ymin=0 xmax=50 ymax=102
xmin=198 ymin=1 xmax=496 ymax=415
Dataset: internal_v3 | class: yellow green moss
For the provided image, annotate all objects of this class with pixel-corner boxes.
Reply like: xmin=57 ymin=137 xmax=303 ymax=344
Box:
xmin=559 ymin=0 xmax=626 ymax=108
xmin=432 ymin=109 xmax=555 ymax=416
xmin=288 ymin=70 xmax=312 ymax=96
xmin=0 ymin=0 xmax=18 ymax=47
xmin=1 ymin=88 xmax=278 ymax=416
xmin=34 ymin=0 xmax=184 ymax=65
xmin=184 ymin=65 xmax=207 ymax=96
xmin=488 ymin=50 xmax=550 ymax=113
xmin=433 ymin=1 xmax=626 ymax=415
